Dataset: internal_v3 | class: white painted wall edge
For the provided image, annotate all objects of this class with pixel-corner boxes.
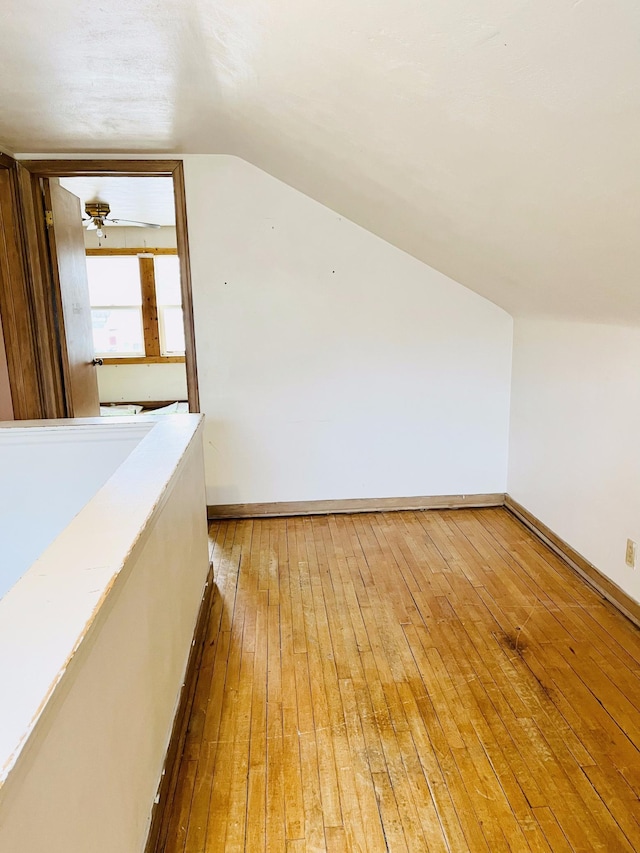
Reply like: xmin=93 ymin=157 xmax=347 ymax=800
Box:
xmin=0 ymin=414 xmax=204 ymax=787
xmin=0 ymin=426 xmax=210 ymax=853
xmin=0 ymin=422 xmax=152 ymax=444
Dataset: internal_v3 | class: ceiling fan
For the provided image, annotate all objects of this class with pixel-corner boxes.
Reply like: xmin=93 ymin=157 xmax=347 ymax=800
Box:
xmin=82 ymin=201 xmax=161 ymax=239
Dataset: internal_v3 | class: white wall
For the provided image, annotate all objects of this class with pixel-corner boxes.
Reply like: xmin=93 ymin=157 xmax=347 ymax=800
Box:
xmin=83 ymin=225 xmax=177 ymax=250
xmin=0 ymin=423 xmax=152 ymax=598
xmin=509 ymin=318 xmax=640 ymax=602
xmin=98 ymin=363 xmax=188 ymax=403
xmin=184 ymin=156 xmax=513 ymax=506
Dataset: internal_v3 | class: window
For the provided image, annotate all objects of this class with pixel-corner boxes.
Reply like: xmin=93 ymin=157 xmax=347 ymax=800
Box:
xmin=87 ymin=251 xmax=185 ymax=362
xmin=154 ymin=256 xmax=186 ymax=356
xmin=87 ymin=256 xmax=144 ymax=356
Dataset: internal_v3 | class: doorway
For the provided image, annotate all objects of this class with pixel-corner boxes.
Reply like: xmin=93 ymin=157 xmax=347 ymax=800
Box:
xmin=20 ymin=159 xmax=199 ymax=418
xmin=59 ymin=175 xmax=189 ymax=417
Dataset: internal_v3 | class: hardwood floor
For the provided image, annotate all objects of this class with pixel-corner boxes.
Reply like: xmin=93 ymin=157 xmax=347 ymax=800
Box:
xmin=157 ymin=508 xmax=640 ymax=852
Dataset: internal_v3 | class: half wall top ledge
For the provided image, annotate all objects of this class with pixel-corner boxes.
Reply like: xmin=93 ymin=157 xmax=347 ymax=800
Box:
xmin=3 ymin=0 xmax=640 ymax=324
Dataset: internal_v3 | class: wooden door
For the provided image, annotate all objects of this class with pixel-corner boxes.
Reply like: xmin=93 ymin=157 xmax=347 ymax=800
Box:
xmin=45 ymin=181 xmax=100 ymax=417
xmin=0 ymin=157 xmax=45 ymax=419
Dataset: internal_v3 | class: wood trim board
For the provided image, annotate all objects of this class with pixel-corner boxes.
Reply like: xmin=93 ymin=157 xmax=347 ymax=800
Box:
xmin=144 ymin=562 xmax=214 ymax=853
xmin=139 ymin=255 xmax=160 ymax=357
xmin=85 ymin=248 xmax=177 ymax=256
xmin=15 ymin=162 xmax=67 ymax=417
xmin=101 ymin=356 xmax=185 ymax=365
xmin=20 ymin=160 xmax=181 ymax=177
xmin=0 ymin=161 xmax=47 ymax=418
xmin=207 ymin=493 xmax=506 ymax=519
xmin=505 ymin=496 xmax=640 ymax=628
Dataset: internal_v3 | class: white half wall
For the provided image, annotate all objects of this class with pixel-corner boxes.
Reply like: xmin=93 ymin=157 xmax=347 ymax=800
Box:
xmin=0 ymin=417 xmax=209 ymax=853
xmin=509 ymin=318 xmax=640 ymax=603
xmin=0 ymin=423 xmax=152 ymax=599
xmin=184 ymin=156 xmax=513 ymax=506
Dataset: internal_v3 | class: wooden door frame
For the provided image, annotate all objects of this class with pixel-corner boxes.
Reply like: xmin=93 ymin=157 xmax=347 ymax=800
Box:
xmin=20 ymin=159 xmax=200 ymax=413
xmin=0 ymin=154 xmax=61 ymax=419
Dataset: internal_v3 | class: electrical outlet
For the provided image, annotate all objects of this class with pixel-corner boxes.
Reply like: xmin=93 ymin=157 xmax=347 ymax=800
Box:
xmin=625 ymin=539 xmax=637 ymax=569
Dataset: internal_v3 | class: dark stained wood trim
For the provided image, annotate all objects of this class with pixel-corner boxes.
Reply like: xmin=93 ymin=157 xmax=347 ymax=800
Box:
xmin=144 ymin=563 xmax=214 ymax=853
xmin=140 ymin=256 xmax=160 ymax=357
xmin=86 ymin=248 xmax=177 ymax=256
xmin=0 ymin=162 xmax=46 ymax=418
xmin=208 ymin=493 xmax=506 ymax=520
xmin=505 ymin=495 xmax=640 ymax=628
xmin=101 ymin=356 xmax=186 ymax=365
xmin=20 ymin=160 xmax=180 ymax=178
xmin=172 ymin=161 xmax=200 ymax=413
xmin=0 ymin=153 xmax=15 ymax=169
xmin=15 ymin=165 xmax=67 ymax=416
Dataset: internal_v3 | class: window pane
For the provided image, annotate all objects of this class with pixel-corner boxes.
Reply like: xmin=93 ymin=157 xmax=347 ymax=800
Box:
xmin=91 ymin=308 xmax=144 ymax=355
xmin=86 ymin=257 xmax=142 ymax=306
xmin=154 ymin=256 xmax=182 ymax=304
xmin=159 ymin=306 xmax=185 ymax=355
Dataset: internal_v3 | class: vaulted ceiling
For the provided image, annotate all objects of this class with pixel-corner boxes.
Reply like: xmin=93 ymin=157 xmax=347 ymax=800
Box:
xmin=2 ymin=1 xmax=639 ymax=321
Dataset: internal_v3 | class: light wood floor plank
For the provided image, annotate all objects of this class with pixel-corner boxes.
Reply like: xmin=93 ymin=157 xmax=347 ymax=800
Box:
xmin=158 ymin=508 xmax=640 ymax=852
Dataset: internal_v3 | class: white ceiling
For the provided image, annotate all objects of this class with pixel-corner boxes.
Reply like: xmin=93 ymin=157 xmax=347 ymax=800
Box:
xmin=2 ymin=1 xmax=640 ymax=321
xmin=59 ymin=177 xmax=176 ymax=226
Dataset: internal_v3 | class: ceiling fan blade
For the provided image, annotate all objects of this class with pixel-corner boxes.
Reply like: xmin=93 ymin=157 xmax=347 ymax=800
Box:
xmin=84 ymin=220 xmax=98 ymax=230
xmin=106 ymin=218 xmax=161 ymax=229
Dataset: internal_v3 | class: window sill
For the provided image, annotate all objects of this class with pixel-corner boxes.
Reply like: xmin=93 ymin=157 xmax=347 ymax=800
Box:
xmin=101 ymin=356 xmax=186 ymax=365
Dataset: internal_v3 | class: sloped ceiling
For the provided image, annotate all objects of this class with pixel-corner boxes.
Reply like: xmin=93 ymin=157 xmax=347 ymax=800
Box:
xmin=2 ymin=1 xmax=640 ymax=321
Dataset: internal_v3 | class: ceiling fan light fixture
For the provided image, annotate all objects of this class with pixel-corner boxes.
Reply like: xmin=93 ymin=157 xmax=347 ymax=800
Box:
xmin=85 ymin=202 xmax=111 ymax=219
xmin=84 ymin=201 xmax=109 ymax=242
xmin=81 ymin=199 xmax=162 ymax=235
